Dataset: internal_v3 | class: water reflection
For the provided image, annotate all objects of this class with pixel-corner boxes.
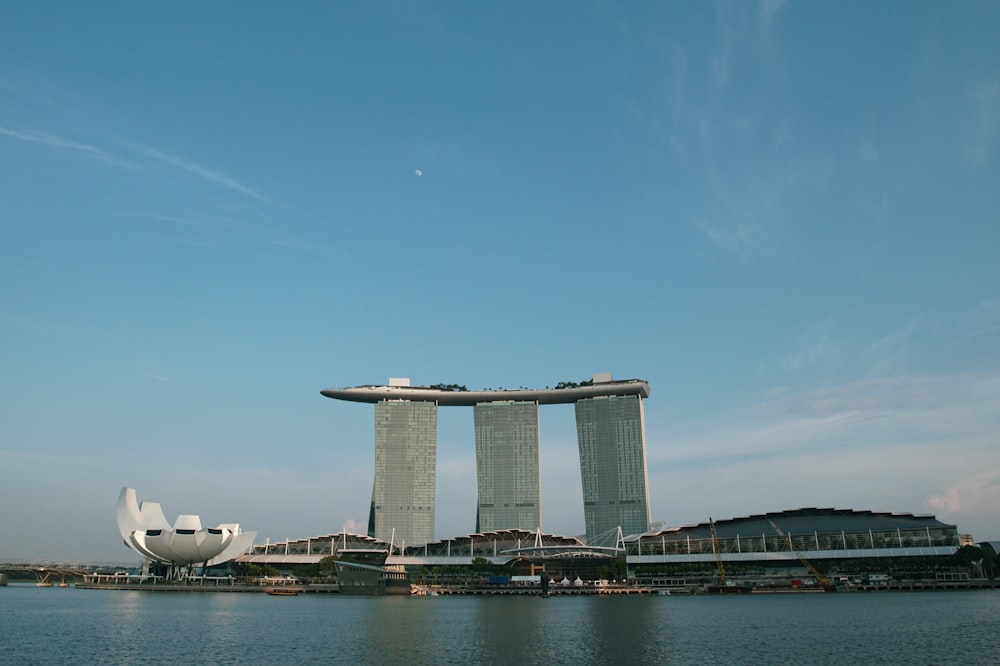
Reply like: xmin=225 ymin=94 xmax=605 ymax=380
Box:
xmin=3 ymin=587 xmax=999 ymax=664
xmin=362 ymin=595 xmax=676 ymax=664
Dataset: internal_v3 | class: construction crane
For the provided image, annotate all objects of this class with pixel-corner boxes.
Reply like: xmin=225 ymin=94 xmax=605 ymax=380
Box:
xmin=709 ymin=517 xmax=726 ymax=585
xmin=768 ymin=519 xmax=836 ymax=592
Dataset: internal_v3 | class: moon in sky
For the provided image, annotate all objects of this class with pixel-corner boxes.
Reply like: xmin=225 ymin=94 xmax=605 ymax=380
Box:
xmin=415 ymin=169 xmax=422 ymax=176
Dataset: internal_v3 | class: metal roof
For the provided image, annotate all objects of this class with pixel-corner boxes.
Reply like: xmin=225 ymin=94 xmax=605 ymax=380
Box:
xmin=632 ymin=508 xmax=955 ymax=541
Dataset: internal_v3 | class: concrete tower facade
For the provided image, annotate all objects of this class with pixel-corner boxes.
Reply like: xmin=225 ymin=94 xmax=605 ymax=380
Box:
xmin=369 ymin=398 xmax=437 ymax=547
xmin=575 ymin=393 xmax=651 ymax=543
xmin=473 ymin=401 xmax=541 ymax=533
xmin=322 ymin=375 xmax=651 ymax=546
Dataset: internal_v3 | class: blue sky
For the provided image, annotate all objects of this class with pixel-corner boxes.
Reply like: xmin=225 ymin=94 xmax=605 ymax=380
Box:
xmin=2 ymin=1 xmax=998 ymax=562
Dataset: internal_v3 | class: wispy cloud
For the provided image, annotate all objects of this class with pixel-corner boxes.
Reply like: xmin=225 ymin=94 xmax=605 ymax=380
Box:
xmin=958 ymin=293 xmax=1000 ymax=341
xmin=778 ymin=316 xmax=925 ymax=379
xmin=340 ymin=518 xmax=366 ymax=534
xmin=694 ymin=217 xmax=766 ymax=263
xmin=757 ymin=0 xmax=788 ymax=31
xmin=648 ymin=371 xmax=1000 ymax=534
xmin=926 ymin=487 xmax=960 ymax=512
xmin=923 ymin=468 xmax=1000 ymax=527
xmin=649 ymin=34 xmax=688 ymax=125
xmin=0 ymin=125 xmax=137 ymax=168
xmin=2 ymin=313 xmax=107 ymax=340
xmin=778 ymin=322 xmax=841 ymax=374
xmin=150 ymin=213 xmax=242 ymax=230
xmin=866 ymin=317 xmax=922 ymax=376
xmin=648 ymin=3 xmax=794 ymax=268
xmin=267 ymin=237 xmax=334 ymax=257
xmin=710 ymin=0 xmax=788 ymax=90
xmin=128 ymin=143 xmax=266 ymax=202
xmin=966 ymin=74 xmax=999 ymax=165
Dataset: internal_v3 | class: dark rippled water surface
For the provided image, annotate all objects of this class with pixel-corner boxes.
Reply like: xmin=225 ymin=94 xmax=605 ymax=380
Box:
xmin=2 ymin=586 xmax=997 ymax=664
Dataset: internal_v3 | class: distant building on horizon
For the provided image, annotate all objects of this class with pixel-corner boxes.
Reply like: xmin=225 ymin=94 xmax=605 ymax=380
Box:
xmin=321 ymin=373 xmax=652 ymax=546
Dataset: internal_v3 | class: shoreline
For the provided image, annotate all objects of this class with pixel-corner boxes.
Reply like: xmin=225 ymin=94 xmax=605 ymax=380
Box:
xmin=57 ymin=580 xmax=1000 ymax=595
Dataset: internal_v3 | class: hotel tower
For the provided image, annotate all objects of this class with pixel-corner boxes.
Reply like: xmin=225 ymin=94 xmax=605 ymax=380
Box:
xmin=322 ymin=374 xmax=651 ymax=546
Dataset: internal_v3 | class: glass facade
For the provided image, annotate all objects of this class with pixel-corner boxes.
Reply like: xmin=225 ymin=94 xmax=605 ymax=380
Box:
xmin=370 ymin=400 xmax=437 ymax=547
xmin=575 ymin=394 xmax=651 ymax=543
xmin=473 ymin=401 xmax=541 ymax=532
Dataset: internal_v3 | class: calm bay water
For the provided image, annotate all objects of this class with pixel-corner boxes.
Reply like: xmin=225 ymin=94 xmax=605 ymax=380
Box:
xmin=1 ymin=585 xmax=997 ymax=664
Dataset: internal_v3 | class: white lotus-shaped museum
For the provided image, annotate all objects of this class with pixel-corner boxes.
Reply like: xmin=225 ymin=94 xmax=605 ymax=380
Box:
xmin=116 ymin=487 xmax=257 ymax=566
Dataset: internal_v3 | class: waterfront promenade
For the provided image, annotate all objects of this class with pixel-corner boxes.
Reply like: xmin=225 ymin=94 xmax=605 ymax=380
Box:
xmin=67 ymin=575 xmax=1000 ymax=595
